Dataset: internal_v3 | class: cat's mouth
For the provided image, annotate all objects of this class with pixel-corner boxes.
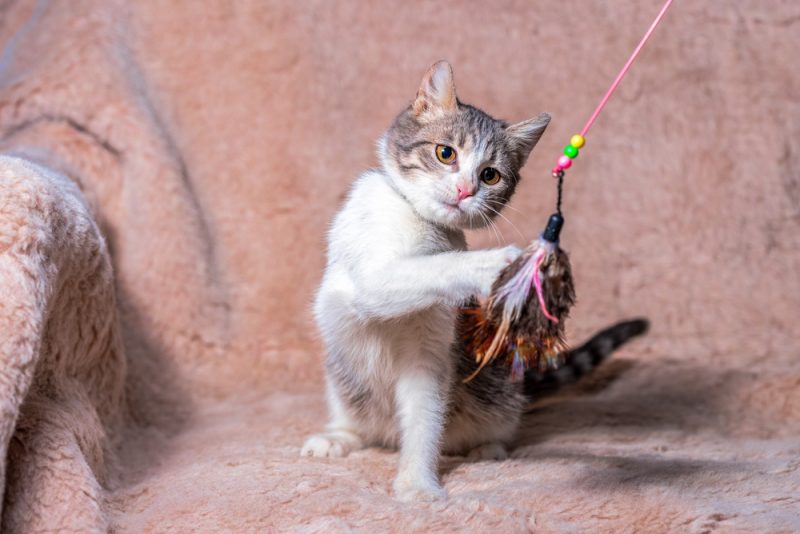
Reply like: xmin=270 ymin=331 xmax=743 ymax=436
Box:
xmin=441 ymin=197 xmax=484 ymax=221
xmin=442 ymin=199 xmax=478 ymax=215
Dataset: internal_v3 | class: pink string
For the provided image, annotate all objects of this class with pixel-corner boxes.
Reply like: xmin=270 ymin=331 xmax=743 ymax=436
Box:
xmin=579 ymin=0 xmax=675 ymax=137
xmin=531 ymin=250 xmax=559 ymax=324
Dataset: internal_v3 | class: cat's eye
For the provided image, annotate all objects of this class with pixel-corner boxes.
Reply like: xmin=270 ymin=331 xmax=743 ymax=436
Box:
xmin=435 ymin=145 xmax=457 ymax=165
xmin=481 ymin=167 xmax=501 ymax=185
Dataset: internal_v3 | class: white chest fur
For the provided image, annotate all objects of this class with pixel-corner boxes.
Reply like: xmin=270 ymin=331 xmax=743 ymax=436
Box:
xmin=314 ymin=171 xmax=463 ymax=434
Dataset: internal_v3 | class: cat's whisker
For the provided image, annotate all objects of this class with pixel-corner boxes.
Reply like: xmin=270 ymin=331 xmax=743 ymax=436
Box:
xmin=478 ymin=210 xmax=504 ymax=246
xmin=475 ymin=211 xmax=492 ymax=241
xmin=485 ymin=199 xmax=528 ymax=234
xmin=487 ymin=216 xmax=507 ymax=247
xmin=478 ymin=211 xmax=503 ymax=247
xmin=488 ymin=200 xmax=523 ymax=216
xmin=484 ymin=204 xmax=527 ymax=243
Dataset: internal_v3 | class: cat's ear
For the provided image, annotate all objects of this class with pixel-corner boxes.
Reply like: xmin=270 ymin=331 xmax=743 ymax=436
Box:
xmin=413 ymin=60 xmax=458 ymax=117
xmin=506 ymin=112 xmax=551 ymax=166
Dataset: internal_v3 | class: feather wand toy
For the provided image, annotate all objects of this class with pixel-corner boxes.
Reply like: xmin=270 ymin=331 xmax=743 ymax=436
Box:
xmin=463 ymin=0 xmax=675 ymax=381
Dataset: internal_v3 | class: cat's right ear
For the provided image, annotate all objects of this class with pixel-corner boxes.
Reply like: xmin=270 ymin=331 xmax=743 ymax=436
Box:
xmin=506 ymin=112 xmax=551 ymax=166
xmin=413 ymin=60 xmax=458 ymax=117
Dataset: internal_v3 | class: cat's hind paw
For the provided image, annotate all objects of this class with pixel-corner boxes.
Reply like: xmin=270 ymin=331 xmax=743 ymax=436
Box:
xmin=300 ymin=431 xmax=363 ymax=458
xmin=466 ymin=442 xmax=508 ymax=462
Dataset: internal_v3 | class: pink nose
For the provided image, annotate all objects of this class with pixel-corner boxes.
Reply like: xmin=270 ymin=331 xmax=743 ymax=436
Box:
xmin=456 ymin=183 xmax=474 ymax=202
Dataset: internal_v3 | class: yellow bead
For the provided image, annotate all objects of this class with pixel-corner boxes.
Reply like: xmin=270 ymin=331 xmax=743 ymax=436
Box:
xmin=570 ymin=134 xmax=585 ymax=149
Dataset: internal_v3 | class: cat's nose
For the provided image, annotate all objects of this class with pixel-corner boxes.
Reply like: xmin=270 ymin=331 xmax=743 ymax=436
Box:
xmin=456 ymin=183 xmax=474 ymax=202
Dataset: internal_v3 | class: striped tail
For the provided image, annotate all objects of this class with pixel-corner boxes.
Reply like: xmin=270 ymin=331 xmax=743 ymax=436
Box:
xmin=524 ymin=318 xmax=649 ymax=398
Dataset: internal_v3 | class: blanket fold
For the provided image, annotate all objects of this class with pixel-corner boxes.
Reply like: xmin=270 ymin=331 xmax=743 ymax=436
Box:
xmin=0 ymin=0 xmax=798 ymax=531
xmin=0 ymin=156 xmax=123 ymax=531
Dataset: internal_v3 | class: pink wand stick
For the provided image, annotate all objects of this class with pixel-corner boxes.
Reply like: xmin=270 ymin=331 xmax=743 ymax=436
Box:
xmin=580 ymin=0 xmax=676 ymax=137
xmin=553 ymin=0 xmax=675 ymax=176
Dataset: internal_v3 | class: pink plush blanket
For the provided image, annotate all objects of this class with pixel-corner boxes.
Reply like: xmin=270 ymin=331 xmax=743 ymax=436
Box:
xmin=0 ymin=1 xmax=798 ymax=531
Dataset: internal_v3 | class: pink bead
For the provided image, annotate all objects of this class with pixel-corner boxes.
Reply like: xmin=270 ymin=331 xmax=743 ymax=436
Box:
xmin=557 ymin=155 xmax=572 ymax=169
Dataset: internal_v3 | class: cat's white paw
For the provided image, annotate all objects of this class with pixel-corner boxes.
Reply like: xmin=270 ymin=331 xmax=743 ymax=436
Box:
xmin=466 ymin=442 xmax=509 ymax=462
xmin=392 ymin=472 xmax=447 ymax=502
xmin=300 ymin=431 xmax=362 ymax=458
xmin=501 ymin=244 xmax=524 ymax=264
xmin=476 ymin=245 xmax=523 ymax=296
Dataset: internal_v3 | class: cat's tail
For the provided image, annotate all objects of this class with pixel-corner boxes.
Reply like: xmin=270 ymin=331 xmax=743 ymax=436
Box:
xmin=523 ymin=318 xmax=649 ymax=398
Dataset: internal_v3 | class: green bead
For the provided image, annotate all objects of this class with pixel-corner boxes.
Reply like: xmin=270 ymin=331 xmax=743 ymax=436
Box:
xmin=564 ymin=144 xmax=579 ymax=158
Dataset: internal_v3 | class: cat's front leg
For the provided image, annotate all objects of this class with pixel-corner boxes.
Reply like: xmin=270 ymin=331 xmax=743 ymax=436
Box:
xmin=392 ymin=366 xmax=448 ymax=502
xmin=353 ymin=245 xmax=523 ymax=321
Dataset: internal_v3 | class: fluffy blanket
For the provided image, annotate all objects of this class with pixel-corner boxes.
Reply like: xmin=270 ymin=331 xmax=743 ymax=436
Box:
xmin=0 ymin=1 xmax=798 ymax=531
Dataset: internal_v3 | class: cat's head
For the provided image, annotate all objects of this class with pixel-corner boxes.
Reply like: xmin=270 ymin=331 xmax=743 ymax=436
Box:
xmin=379 ymin=60 xmax=550 ymax=230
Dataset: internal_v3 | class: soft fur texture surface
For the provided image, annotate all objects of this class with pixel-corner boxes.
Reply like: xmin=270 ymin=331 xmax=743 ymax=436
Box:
xmin=0 ymin=0 xmax=798 ymax=531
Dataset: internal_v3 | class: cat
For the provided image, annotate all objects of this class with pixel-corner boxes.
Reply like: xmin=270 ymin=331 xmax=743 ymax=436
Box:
xmin=301 ymin=60 xmax=645 ymax=502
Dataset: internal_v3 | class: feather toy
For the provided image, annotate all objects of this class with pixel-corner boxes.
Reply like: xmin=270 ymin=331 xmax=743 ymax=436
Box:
xmin=461 ymin=214 xmax=574 ymax=382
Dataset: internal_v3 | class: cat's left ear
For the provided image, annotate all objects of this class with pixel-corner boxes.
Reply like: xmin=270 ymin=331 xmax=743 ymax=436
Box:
xmin=413 ymin=60 xmax=458 ymax=117
xmin=506 ymin=112 xmax=551 ymax=166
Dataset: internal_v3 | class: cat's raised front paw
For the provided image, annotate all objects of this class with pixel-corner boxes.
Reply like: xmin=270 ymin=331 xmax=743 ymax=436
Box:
xmin=476 ymin=245 xmax=523 ymax=296
xmin=392 ymin=472 xmax=447 ymax=502
xmin=300 ymin=431 xmax=362 ymax=458
xmin=501 ymin=244 xmax=524 ymax=264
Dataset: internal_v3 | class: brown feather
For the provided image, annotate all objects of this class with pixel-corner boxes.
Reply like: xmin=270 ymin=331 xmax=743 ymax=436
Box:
xmin=459 ymin=241 xmax=576 ymax=381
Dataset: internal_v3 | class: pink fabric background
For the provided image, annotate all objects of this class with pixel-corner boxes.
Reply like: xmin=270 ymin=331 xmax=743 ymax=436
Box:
xmin=0 ymin=0 xmax=797 ymax=531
